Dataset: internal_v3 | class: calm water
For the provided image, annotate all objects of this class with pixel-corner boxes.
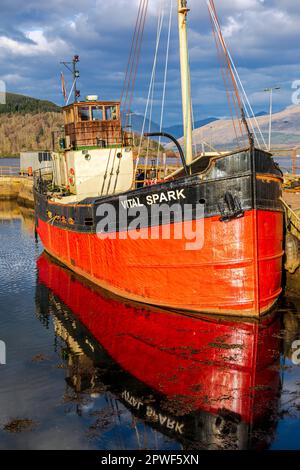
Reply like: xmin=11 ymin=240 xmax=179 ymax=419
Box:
xmin=1 ymin=201 xmax=300 ymax=450
xmin=0 ymin=158 xmax=20 ymax=167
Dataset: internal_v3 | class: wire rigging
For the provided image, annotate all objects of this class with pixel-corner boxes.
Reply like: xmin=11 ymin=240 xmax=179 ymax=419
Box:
xmin=207 ymin=0 xmax=246 ymax=147
xmin=145 ymin=3 xmax=165 ymax=173
xmin=121 ymin=0 xmax=149 ymax=128
xmin=209 ymin=10 xmax=242 ymax=148
xmin=134 ymin=1 xmax=165 ymax=176
xmin=156 ymin=0 xmax=173 ymax=168
xmin=207 ymin=0 xmax=267 ymax=150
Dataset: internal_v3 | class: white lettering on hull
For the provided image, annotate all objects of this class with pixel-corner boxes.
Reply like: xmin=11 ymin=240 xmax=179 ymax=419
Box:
xmin=121 ymin=189 xmax=187 ymax=209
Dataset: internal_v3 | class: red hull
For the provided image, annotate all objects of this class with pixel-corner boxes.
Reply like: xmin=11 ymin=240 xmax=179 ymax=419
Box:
xmin=37 ymin=208 xmax=283 ymax=318
xmin=37 ymin=253 xmax=281 ymax=428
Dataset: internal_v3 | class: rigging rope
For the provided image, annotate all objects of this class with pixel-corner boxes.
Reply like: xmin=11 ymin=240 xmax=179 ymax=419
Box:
xmin=121 ymin=0 xmax=149 ymax=128
xmin=208 ymin=0 xmax=246 ymax=147
xmin=208 ymin=0 xmax=267 ymax=150
xmin=120 ymin=0 xmax=144 ymax=105
xmin=211 ymin=0 xmax=264 ymax=147
xmin=134 ymin=3 xmax=165 ymax=177
xmin=191 ymin=94 xmax=200 ymax=157
xmin=226 ymin=47 xmax=268 ymax=150
xmin=210 ymin=11 xmax=242 ymax=148
xmin=156 ymin=0 xmax=173 ymax=168
xmin=145 ymin=3 xmax=165 ymax=174
xmin=66 ymin=79 xmax=77 ymax=106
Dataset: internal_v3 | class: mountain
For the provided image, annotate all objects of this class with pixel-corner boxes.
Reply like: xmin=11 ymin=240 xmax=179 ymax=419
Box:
xmin=174 ymin=105 xmax=300 ymax=152
xmin=0 ymin=92 xmax=61 ymax=115
xmin=127 ymin=114 xmax=160 ymax=135
xmin=254 ymin=111 xmax=268 ymax=117
xmin=128 ymin=113 xmax=218 ymax=138
xmin=164 ymin=118 xmax=218 ymax=138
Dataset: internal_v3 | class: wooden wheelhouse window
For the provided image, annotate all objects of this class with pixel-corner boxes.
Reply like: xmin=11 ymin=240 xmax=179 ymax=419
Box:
xmin=105 ymin=106 xmax=118 ymax=121
xmin=91 ymin=106 xmax=103 ymax=121
xmin=63 ymin=101 xmax=123 ymax=148
xmin=78 ymin=106 xmax=90 ymax=121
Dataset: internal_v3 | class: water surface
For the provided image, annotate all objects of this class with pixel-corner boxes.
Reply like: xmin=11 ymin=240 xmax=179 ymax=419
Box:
xmin=0 ymin=201 xmax=300 ymax=450
xmin=0 ymin=158 xmax=20 ymax=167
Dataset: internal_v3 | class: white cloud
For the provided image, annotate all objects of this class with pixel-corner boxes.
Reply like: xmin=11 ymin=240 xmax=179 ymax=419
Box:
xmin=0 ymin=73 xmax=23 ymax=84
xmin=0 ymin=30 xmax=69 ymax=57
xmin=0 ymin=0 xmax=300 ymax=121
xmin=222 ymin=16 xmax=243 ymax=38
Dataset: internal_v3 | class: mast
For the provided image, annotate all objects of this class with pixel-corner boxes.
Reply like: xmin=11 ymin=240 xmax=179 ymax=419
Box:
xmin=72 ymin=55 xmax=80 ymax=103
xmin=61 ymin=55 xmax=80 ymax=104
xmin=178 ymin=0 xmax=193 ymax=165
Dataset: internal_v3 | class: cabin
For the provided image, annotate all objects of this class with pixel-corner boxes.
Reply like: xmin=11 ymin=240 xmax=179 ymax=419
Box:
xmin=20 ymin=151 xmax=52 ymax=176
xmin=62 ymin=97 xmax=131 ymax=150
xmin=50 ymin=96 xmax=134 ymax=199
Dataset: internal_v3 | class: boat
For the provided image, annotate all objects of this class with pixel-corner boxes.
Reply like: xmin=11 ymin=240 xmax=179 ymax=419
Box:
xmin=36 ymin=252 xmax=282 ymax=449
xmin=34 ymin=0 xmax=284 ymax=318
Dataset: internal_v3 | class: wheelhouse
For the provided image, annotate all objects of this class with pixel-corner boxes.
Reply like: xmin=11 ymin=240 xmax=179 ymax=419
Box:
xmin=62 ymin=99 xmax=131 ymax=150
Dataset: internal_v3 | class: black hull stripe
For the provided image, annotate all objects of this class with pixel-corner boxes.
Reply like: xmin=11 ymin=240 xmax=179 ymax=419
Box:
xmin=34 ymin=147 xmax=283 ymax=234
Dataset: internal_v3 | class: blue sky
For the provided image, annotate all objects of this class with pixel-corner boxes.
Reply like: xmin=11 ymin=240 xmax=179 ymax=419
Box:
xmin=0 ymin=0 xmax=300 ymax=125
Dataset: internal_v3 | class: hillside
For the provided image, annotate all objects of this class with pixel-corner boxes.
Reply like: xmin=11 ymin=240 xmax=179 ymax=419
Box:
xmin=0 ymin=112 xmax=63 ymax=156
xmin=0 ymin=92 xmax=63 ymax=156
xmin=2 ymin=91 xmax=294 ymax=158
xmin=0 ymin=92 xmax=61 ymax=115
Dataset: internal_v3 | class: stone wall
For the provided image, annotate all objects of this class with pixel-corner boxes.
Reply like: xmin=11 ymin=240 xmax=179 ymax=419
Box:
xmin=17 ymin=178 xmax=34 ymax=208
xmin=0 ymin=177 xmax=23 ymax=200
xmin=0 ymin=176 xmax=34 ymax=208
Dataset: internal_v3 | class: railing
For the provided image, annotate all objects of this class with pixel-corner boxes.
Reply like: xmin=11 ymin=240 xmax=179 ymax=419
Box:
xmin=0 ymin=166 xmax=20 ymax=177
xmin=33 ymin=168 xmax=54 ymax=194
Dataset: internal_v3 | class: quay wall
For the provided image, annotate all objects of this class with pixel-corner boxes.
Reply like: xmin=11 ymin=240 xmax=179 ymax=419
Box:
xmin=0 ymin=177 xmax=23 ymax=200
xmin=17 ymin=178 xmax=34 ymax=208
xmin=0 ymin=176 xmax=34 ymax=207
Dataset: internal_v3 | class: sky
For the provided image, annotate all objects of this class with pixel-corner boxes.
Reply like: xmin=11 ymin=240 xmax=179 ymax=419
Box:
xmin=0 ymin=0 xmax=300 ymax=125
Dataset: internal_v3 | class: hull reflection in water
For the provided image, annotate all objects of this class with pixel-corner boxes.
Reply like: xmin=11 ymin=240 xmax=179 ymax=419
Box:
xmin=36 ymin=253 xmax=282 ymax=450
